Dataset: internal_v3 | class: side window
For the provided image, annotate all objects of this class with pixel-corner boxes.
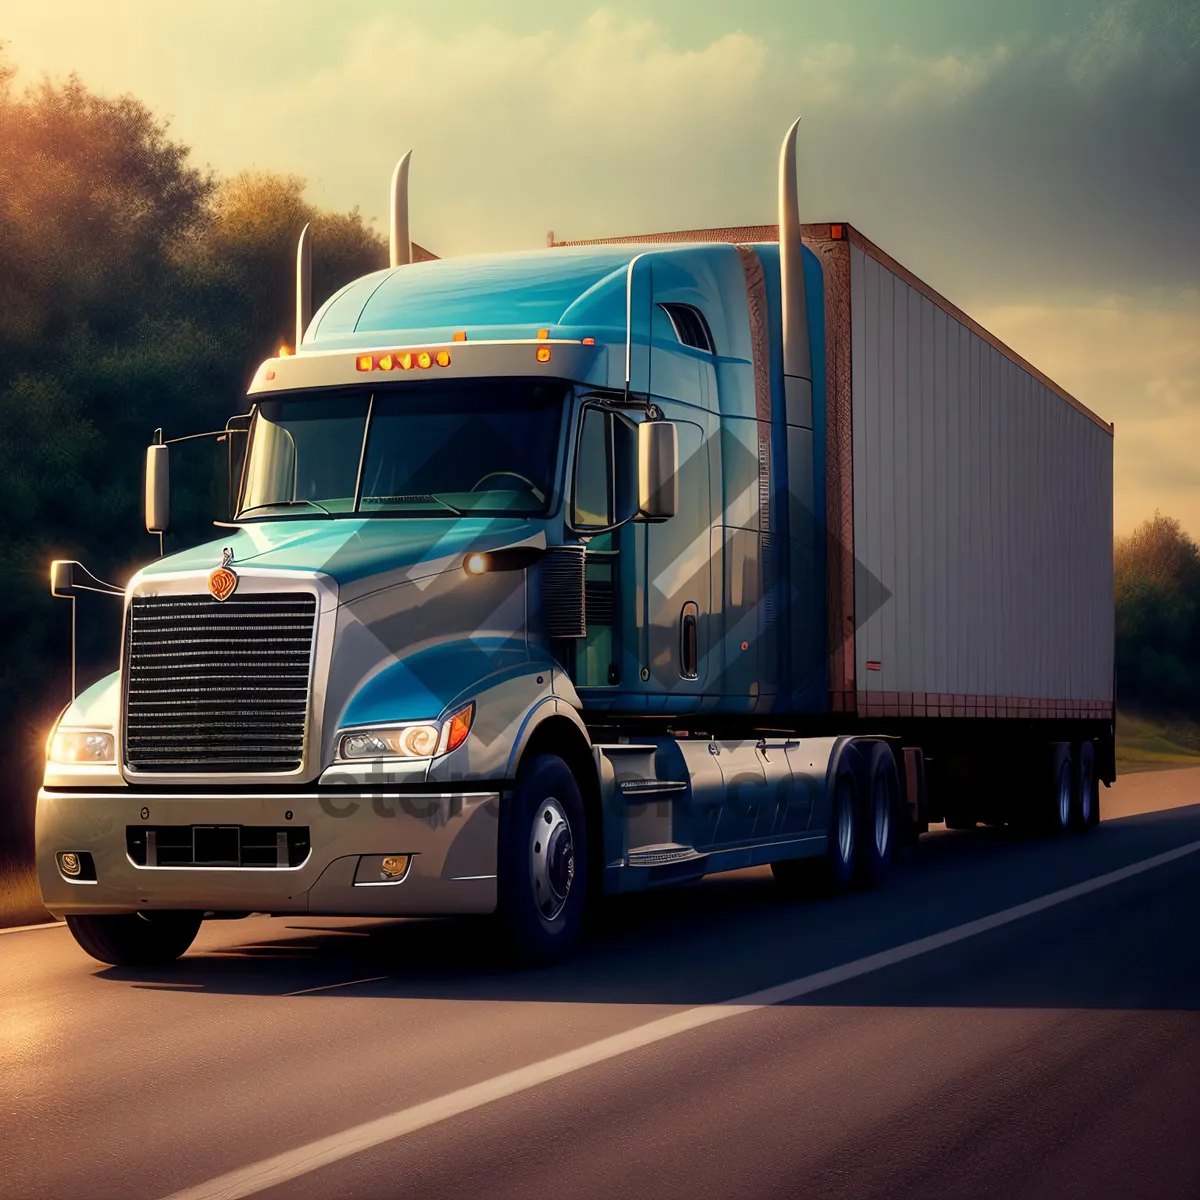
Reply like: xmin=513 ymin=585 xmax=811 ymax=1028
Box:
xmin=573 ymin=407 xmax=612 ymax=527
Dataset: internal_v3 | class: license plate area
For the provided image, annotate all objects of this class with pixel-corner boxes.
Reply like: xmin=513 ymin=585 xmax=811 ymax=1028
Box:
xmin=193 ymin=825 xmax=240 ymax=866
xmin=126 ymin=826 xmax=311 ymax=868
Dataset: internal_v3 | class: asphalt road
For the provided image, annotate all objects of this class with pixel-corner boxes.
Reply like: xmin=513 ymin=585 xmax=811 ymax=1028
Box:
xmin=2 ymin=770 xmax=1198 ymax=1200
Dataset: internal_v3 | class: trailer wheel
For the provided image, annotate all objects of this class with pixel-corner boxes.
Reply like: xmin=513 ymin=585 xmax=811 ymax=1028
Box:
xmin=65 ymin=911 xmax=202 ymax=966
xmin=496 ymin=752 xmax=588 ymax=967
xmin=1074 ymin=741 xmax=1099 ymax=831
xmin=1042 ymin=743 xmax=1074 ymax=835
xmin=856 ymin=742 xmax=899 ymax=888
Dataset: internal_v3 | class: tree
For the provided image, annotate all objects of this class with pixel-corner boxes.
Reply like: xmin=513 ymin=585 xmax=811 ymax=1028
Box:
xmin=0 ymin=57 xmax=388 ymax=857
xmin=1114 ymin=512 xmax=1200 ymax=712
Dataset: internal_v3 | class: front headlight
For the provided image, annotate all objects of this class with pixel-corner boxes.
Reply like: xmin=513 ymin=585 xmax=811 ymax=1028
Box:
xmin=49 ymin=729 xmax=115 ymax=764
xmin=336 ymin=702 xmax=474 ymax=762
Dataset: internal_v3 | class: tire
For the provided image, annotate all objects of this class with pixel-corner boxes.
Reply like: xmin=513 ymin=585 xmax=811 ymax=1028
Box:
xmin=856 ymin=742 xmax=899 ymax=889
xmin=1073 ymin=740 xmax=1099 ymax=831
xmin=1043 ymin=743 xmax=1074 ymax=835
xmin=496 ymin=752 xmax=588 ymax=967
xmin=65 ymin=911 xmax=202 ymax=966
xmin=773 ymin=745 xmax=861 ymax=897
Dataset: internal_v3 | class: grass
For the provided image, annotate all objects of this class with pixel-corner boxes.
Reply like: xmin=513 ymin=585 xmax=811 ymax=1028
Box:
xmin=1116 ymin=709 xmax=1200 ymax=774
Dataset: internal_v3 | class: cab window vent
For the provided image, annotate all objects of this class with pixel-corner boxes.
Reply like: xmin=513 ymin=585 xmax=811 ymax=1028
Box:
xmin=659 ymin=303 xmax=715 ymax=354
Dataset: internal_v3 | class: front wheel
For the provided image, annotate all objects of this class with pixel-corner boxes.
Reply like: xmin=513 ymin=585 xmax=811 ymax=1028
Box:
xmin=496 ymin=753 xmax=589 ymax=967
xmin=65 ymin=911 xmax=203 ymax=966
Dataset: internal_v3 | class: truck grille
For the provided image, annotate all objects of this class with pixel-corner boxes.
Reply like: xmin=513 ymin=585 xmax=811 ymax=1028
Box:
xmin=124 ymin=592 xmax=317 ymax=772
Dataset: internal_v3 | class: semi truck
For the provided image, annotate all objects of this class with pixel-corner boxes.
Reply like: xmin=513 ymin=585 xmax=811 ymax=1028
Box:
xmin=38 ymin=123 xmax=1115 ymax=967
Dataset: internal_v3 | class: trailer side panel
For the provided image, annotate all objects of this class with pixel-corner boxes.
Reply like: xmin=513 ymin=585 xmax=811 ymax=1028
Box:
xmin=848 ymin=241 xmax=1114 ymax=719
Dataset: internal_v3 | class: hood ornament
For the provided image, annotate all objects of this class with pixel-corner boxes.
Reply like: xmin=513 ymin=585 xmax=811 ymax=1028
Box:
xmin=208 ymin=546 xmax=238 ymax=602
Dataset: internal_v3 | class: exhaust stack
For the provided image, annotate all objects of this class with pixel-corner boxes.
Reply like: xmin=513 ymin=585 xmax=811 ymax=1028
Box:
xmin=390 ymin=151 xmax=413 ymax=268
xmin=295 ymin=222 xmax=312 ymax=350
xmin=778 ymin=119 xmax=812 ymax=418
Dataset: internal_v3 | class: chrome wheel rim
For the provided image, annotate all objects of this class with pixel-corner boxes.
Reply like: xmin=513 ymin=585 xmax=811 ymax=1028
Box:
xmin=530 ymin=796 xmax=574 ymax=922
xmin=837 ymin=781 xmax=854 ymax=864
xmin=874 ymin=777 xmax=891 ymax=858
xmin=1058 ymin=762 xmax=1071 ymax=828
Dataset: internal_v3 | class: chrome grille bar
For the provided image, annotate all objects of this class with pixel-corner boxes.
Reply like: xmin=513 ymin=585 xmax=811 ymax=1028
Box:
xmin=124 ymin=592 xmax=317 ymax=772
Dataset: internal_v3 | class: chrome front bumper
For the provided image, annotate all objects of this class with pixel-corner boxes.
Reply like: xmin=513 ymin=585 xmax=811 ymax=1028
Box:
xmin=35 ymin=787 xmax=500 ymax=918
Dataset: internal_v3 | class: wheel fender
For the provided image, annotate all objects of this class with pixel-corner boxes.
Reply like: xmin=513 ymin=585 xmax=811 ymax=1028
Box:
xmin=506 ymin=695 xmax=592 ymax=782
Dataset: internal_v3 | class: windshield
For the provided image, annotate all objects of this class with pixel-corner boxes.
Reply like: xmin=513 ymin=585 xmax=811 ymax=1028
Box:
xmin=237 ymin=382 xmax=567 ymax=519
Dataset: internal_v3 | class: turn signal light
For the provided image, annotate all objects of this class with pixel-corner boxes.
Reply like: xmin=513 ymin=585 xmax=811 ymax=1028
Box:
xmin=435 ymin=350 xmax=451 ymax=367
xmin=356 ymin=354 xmax=374 ymax=372
xmin=443 ymin=703 xmax=474 ymax=753
xmin=417 ymin=351 xmax=432 ymax=369
xmin=536 ymin=346 xmax=551 ymax=363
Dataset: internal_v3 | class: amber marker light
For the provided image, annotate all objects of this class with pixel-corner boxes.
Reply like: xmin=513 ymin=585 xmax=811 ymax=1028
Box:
xmin=537 ymin=328 xmax=550 ymax=339
xmin=380 ymin=855 xmax=410 ymax=879
xmin=278 ymin=343 xmax=293 ymax=357
xmin=442 ymin=702 xmax=475 ymax=754
xmin=435 ymin=350 xmax=451 ymax=367
xmin=453 ymin=331 xmax=467 ymax=342
xmin=398 ymin=352 xmax=412 ymax=370
xmin=463 ymin=552 xmax=489 ymax=576
xmin=536 ymin=346 xmax=551 ymax=363
xmin=356 ymin=354 xmax=374 ymax=372
xmin=582 ymin=337 xmax=595 ymax=345
xmin=830 ymin=223 xmax=845 ymax=240
xmin=377 ymin=352 xmax=394 ymax=371
xmin=417 ymin=351 xmax=432 ymax=369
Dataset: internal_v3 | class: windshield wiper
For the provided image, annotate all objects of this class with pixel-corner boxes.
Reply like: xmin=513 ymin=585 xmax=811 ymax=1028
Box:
xmin=237 ymin=499 xmax=334 ymax=519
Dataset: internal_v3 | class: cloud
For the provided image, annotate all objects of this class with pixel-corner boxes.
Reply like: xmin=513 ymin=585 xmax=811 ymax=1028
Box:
xmin=882 ymin=43 xmax=1013 ymax=108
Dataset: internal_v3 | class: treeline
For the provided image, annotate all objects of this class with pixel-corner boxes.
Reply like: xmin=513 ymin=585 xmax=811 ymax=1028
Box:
xmin=1115 ymin=512 xmax=1200 ymax=715
xmin=0 ymin=59 xmax=388 ymax=850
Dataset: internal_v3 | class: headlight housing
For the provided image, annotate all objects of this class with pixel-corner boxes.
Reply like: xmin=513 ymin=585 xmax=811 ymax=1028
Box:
xmin=336 ymin=702 xmax=474 ymax=762
xmin=49 ymin=729 xmax=115 ymax=764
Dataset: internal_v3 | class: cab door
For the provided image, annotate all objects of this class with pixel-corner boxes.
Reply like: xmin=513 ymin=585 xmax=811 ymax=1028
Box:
xmin=644 ymin=413 xmax=712 ymax=700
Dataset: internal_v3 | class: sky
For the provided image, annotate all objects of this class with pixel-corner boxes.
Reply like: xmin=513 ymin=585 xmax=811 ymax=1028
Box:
xmin=1 ymin=0 xmax=1197 ymax=535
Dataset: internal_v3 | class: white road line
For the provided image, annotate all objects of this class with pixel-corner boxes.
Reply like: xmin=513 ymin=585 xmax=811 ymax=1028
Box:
xmin=163 ymin=837 xmax=1200 ymax=1200
xmin=0 ymin=920 xmax=64 ymax=936
xmin=283 ymin=975 xmax=390 ymax=997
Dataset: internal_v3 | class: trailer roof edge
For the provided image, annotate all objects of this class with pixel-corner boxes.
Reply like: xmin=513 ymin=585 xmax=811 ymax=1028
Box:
xmin=552 ymin=224 xmax=1114 ymax=438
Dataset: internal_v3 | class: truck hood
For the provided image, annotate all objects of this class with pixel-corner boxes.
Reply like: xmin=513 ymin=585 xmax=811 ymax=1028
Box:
xmin=140 ymin=517 xmax=546 ymax=593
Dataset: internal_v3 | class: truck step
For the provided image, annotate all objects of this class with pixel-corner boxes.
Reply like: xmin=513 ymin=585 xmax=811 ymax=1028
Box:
xmin=616 ymin=779 xmax=688 ymax=801
xmin=626 ymin=843 xmax=704 ymax=867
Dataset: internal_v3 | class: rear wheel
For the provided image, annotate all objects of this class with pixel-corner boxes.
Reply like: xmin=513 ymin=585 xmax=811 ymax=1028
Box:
xmin=496 ymin=752 xmax=588 ymax=967
xmin=1043 ymin=743 xmax=1074 ymax=835
xmin=1073 ymin=740 xmax=1099 ymax=831
xmin=856 ymin=742 xmax=899 ymax=888
xmin=65 ymin=911 xmax=202 ymax=966
xmin=773 ymin=745 xmax=861 ymax=897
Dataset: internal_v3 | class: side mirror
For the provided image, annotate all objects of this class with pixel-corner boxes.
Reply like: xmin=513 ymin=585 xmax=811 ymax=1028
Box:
xmin=49 ymin=559 xmax=123 ymax=598
xmin=145 ymin=443 xmax=170 ymax=534
xmin=637 ymin=420 xmax=678 ymax=521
